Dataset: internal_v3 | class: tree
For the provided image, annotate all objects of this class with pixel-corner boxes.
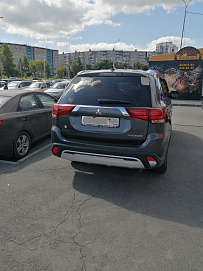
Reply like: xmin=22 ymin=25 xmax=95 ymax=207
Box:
xmin=56 ymin=65 xmax=66 ymax=78
xmin=134 ymin=62 xmax=148 ymax=71
xmin=29 ymin=59 xmax=50 ymax=78
xmin=0 ymin=43 xmax=15 ymax=77
xmin=95 ymin=59 xmax=113 ymax=70
xmin=45 ymin=61 xmax=51 ymax=78
xmin=29 ymin=60 xmax=38 ymax=77
xmin=70 ymin=57 xmax=84 ymax=78
xmin=22 ymin=56 xmax=29 ymax=76
xmin=85 ymin=64 xmax=93 ymax=70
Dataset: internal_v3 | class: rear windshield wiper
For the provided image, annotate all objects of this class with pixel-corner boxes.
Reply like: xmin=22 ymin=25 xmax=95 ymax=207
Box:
xmin=98 ymin=99 xmax=130 ymax=104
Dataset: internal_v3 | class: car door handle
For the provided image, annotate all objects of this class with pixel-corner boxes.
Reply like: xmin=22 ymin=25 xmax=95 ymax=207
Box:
xmin=23 ymin=117 xmax=30 ymax=121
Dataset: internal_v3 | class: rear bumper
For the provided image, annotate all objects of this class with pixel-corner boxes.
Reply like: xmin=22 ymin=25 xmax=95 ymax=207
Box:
xmin=51 ymin=126 xmax=168 ymax=169
xmin=61 ymin=149 xmax=145 ymax=169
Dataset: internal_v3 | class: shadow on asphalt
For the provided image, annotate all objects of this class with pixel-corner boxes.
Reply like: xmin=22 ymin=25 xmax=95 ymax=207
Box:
xmin=71 ymin=130 xmax=203 ymax=229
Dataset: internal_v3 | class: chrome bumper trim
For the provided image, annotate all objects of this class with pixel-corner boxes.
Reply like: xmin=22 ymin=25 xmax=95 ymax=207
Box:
xmin=61 ymin=150 xmax=145 ymax=169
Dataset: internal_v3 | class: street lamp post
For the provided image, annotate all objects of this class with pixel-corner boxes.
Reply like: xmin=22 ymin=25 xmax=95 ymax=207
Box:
xmin=180 ymin=0 xmax=192 ymax=49
xmin=113 ymin=39 xmax=120 ymax=65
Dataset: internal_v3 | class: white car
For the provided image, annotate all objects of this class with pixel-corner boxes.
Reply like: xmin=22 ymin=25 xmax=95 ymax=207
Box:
xmin=3 ymin=80 xmax=32 ymax=90
xmin=44 ymin=80 xmax=71 ymax=99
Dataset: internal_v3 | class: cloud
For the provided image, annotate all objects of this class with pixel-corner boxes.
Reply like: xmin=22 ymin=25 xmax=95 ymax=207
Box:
xmin=0 ymin=0 xmax=201 ymax=40
xmin=66 ymin=36 xmax=195 ymax=53
xmin=146 ymin=36 xmax=195 ymax=51
xmin=69 ymin=42 xmax=137 ymax=52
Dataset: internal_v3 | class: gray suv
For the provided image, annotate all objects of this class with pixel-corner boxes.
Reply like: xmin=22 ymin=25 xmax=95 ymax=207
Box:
xmin=51 ymin=69 xmax=172 ymax=173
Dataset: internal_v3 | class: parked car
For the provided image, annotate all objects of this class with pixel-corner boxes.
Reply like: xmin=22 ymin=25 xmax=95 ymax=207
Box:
xmin=24 ymin=81 xmax=53 ymax=92
xmin=0 ymin=80 xmax=32 ymax=90
xmin=0 ymin=80 xmax=6 ymax=88
xmin=44 ymin=80 xmax=71 ymax=99
xmin=0 ymin=90 xmax=57 ymax=159
xmin=51 ymin=69 xmax=172 ymax=173
xmin=51 ymin=79 xmax=63 ymax=84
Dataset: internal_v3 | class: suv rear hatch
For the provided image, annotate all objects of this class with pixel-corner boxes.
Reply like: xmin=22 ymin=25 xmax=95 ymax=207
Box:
xmin=54 ymin=73 xmax=152 ymax=146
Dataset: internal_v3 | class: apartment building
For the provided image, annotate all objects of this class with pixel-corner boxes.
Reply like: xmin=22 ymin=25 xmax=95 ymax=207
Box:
xmin=156 ymin=42 xmax=178 ymax=54
xmin=58 ymin=49 xmax=158 ymax=69
xmin=0 ymin=42 xmax=59 ymax=76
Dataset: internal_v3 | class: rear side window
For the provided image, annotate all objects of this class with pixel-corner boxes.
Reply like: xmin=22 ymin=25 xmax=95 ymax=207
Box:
xmin=36 ymin=93 xmax=56 ymax=108
xmin=60 ymin=76 xmax=151 ymax=107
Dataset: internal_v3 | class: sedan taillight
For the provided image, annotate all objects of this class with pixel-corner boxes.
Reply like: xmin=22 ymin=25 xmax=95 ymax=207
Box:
xmin=125 ymin=107 xmax=166 ymax=124
xmin=0 ymin=120 xmax=3 ymax=127
xmin=52 ymin=104 xmax=76 ymax=118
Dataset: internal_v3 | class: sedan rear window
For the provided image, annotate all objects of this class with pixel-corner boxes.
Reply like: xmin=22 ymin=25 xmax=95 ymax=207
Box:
xmin=60 ymin=76 xmax=151 ymax=107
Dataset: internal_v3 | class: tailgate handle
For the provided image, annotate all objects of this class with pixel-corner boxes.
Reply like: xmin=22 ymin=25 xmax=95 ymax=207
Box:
xmin=23 ymin=117 xmax=29 ymax=121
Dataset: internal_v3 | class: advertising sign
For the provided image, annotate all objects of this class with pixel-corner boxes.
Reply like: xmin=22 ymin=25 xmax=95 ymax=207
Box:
xmin=149 ymin=47 xmax=202 ymax=99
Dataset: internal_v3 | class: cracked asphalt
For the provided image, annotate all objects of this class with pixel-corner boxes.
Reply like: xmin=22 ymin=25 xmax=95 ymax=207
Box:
xmin=0 ymin=106 xmax=203 ymax=271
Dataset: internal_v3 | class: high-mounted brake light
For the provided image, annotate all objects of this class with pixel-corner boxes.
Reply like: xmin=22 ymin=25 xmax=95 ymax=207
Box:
xmin=52 ymin=104 xmax=76 ymax=118
xmin=125 ymin=107 xmax=166 ymax=124
xmin=0 ymin=120 xmax=3 ymax=127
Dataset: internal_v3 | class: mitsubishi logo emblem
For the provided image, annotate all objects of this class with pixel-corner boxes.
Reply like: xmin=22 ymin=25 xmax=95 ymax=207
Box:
xmin=96 ymin=108 xmax=102 ymax=115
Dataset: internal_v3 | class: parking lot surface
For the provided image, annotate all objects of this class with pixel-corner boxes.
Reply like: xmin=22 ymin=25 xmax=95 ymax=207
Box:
xmin=0 ymin=105 xmax=202 ymax=271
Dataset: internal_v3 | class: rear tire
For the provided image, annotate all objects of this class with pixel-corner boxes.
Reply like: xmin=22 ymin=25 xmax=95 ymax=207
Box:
xmin=13 ymin=132 xmax=31 ymax=159
xmin=154 ymin=155 xmax=168 ymax=174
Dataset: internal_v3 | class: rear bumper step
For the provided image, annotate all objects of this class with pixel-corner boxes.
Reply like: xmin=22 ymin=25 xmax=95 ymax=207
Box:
xmin=61 ymin=150 xmax=145 ymax=169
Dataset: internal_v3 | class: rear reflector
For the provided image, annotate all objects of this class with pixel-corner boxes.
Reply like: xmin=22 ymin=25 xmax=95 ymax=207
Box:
xmin=0 ymin=120 xmax=3 ymax=127
xmin=52 ymin=146 xmax=59 ymax=156
xmin=125 ymin=107 xmax=166 ymax=124
xmin=52 ymin=104 xmax=76 ymax=118
xmin=147 ymin=156 xmax=157 ymax=167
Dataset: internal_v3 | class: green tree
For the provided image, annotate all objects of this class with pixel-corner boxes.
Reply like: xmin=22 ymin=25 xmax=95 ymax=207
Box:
xmin=45 ymin=61 xmax=51 ymax=78
xmin=85 ymin=64 xmax=93 ymax=70
xmin=70 ymin=57 xmax=84 ymax=78
xmin=56 ymin=65 xmax=66 ymax=78
xmin=95 ymin=59 xmax=113 ymax=70
xmin=22 ymin=56 xmax=29 ymax=76
xmin=29 ymin=60 xmax=38 ymax=77
xmin=134 ymin=62 xmax=148 ymax=71
xmin=0 ymin=43 xmax=15 ymax=77
xmin=29 ymin=59 xmax=49 ymax=78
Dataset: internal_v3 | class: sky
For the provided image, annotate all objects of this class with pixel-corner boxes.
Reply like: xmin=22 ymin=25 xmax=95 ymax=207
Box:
xmin=0 ymin=0 xmax=203 ymax=54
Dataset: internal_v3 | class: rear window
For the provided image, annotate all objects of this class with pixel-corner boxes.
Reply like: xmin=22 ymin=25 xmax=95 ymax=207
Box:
xmin=60 ymin=76 xmax=151 ymax=107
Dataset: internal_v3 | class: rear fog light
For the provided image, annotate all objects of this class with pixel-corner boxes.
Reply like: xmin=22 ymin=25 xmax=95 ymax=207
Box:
xmin=147 ymin=156 xmax=157 ymax=167
xmin=52 ymin=146 xmax=59 ymax=156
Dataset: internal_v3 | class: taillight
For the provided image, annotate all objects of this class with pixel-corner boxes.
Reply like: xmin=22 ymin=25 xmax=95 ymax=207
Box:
xmin=125 ymin=107 xmax=149 ymax=121
xmin=147 ymin=156 xmax=157 ymax=167
xmin=0 ymin=120 xmax=3 ymax=127
xmin=52 ymin=104 xmax=76 ymax=118
xmin=149 ymin=108 xmax=166 ymax=124
xmin=125 ymin=107 xmax=166 ymax=124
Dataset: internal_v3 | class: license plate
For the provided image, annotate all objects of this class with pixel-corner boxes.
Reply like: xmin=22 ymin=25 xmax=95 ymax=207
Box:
xmin=81 ymin=116 xmax=119 ymax=127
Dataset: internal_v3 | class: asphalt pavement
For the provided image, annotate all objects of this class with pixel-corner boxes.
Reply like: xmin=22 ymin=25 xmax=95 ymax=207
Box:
xmin=0 ymin=103 xmax=202 ymax=271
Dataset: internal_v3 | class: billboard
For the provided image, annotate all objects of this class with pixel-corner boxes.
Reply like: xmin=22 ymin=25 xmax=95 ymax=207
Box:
xmin=149 ymin=47 xmax=202 ymax=99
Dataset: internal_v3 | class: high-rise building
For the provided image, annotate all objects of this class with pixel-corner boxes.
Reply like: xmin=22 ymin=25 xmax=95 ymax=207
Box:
xmin=156 ymin=42 xmax=178 ymax=54
xmin=0 ymin=42 xmax=59 ymax=76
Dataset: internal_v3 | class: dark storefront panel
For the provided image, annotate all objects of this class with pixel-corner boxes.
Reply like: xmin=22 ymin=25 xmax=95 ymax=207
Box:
xmin=149 ymin=47 xmax=202 ymax=100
